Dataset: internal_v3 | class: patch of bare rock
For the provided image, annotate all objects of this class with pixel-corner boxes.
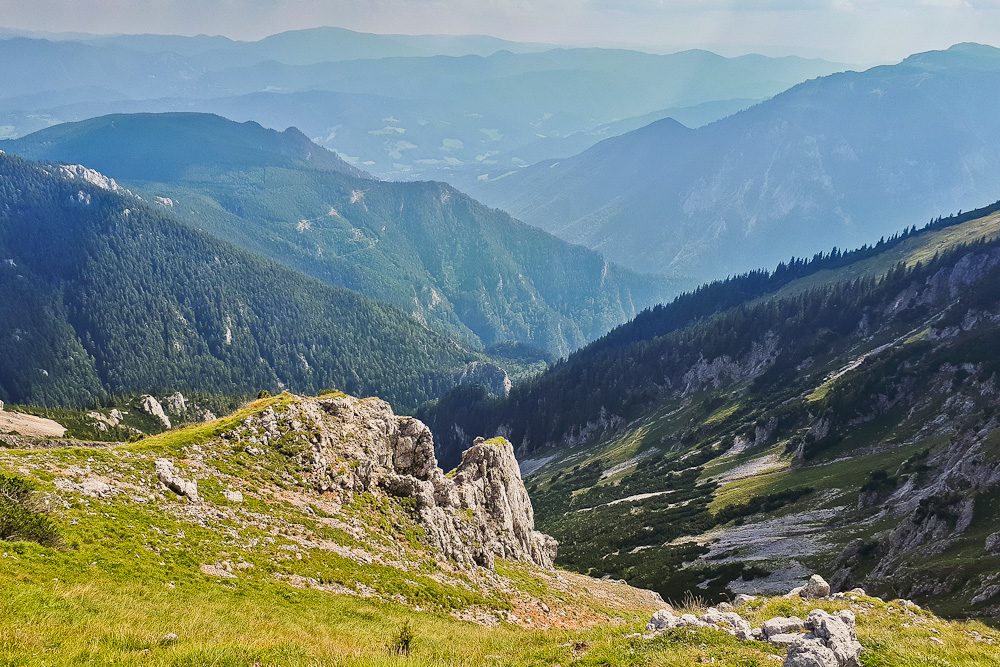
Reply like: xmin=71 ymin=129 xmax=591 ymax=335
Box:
xmin=644 ymin=575 xmax=866 ymax=667
xmin=217 ymin=394 xmax=557 ymax=569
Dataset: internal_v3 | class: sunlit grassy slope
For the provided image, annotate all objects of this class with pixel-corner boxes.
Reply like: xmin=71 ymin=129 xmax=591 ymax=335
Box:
xmin=515 ymin=208 xmax=1000 ymax=620
xmin=2 ymin=393 xmax=1000 ymax=664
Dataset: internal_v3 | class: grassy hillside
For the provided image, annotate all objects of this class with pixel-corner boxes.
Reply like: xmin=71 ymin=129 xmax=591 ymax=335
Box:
xmin=1 ymin=393 xmax=998 ymax=665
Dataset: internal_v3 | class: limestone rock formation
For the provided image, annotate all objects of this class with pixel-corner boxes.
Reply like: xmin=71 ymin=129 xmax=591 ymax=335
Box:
xmin=140 ymin=395 xmax=171 ymax=429
xmin=455 ymin=361 xmax=513 ymax=397
xmin=155 ymin=458 xmax=199 ymax=501
xmin=645 ymin=606 xmax=752 ymax=641
xmin=645 ymin=604 xmax=863 ymax=667
xmin=164 ymin=392 xmax=187 ymax=415
xmin=804 ymin=574 xmax=832 ymax=599
xmin=222 ymin=394 xmax=557 ymax=569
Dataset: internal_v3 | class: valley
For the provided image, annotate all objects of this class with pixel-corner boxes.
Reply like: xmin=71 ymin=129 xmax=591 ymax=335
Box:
xmin=423 ymin=204 xmax=1000 ymax=620
xmin=3 ymin=17 xmax=1000 ymax=667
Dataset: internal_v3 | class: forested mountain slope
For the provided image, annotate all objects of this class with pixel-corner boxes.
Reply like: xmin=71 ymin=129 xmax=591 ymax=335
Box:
xmin=420 ymin=204 xmax=1000 ymax=616
xmin=0 ymin=152 xmax=484 ymax=409
xmin=470 ymin=43 xmax=1000 ymax=282
xmin=1 ymin=113 xmax=678 ymax=356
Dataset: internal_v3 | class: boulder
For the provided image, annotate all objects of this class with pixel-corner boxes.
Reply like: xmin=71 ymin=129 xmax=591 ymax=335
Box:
xmin=805 ymin=609 xmax=862 ymax=667
xmin=702 ymin=607 xmax=753 ymax=639
xmin=646 ymin=608 xmax=678 ymax=632
xmin=223 ymin=489 xmax=244 ymax=503
xmin=733 ymin=593 xmax=757 ymax=607
xmin=155 ymin=458 xmax=199 ymax=501
xmin=763 ymin=616 xmax=806 ymax=638
xmin=804 ymin=574 xmax=831 ymax=598
xmin=784 ymin=640 xmax=839 ymax=667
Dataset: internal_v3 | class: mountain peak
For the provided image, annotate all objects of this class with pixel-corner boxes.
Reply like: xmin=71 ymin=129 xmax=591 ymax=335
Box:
xmin=902 ymin=41 xmax=1000 ymax=70
xmin=0 ymin=112 xmax=369 ymax=182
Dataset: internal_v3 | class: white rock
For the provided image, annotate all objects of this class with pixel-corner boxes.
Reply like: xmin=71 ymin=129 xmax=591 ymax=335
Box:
xmin=784 ymin=639 xmax=839 ymax=667
xmin=164 ymin=392 xmax=187 ymax=415
xmin=140 ymin=395 xmax=171 ymax=429
xmin=155 ymin=458 xmax=199 ymax=501
xmin=769 ymin=633 xmax=806 ymax=648
xmin=804 ymin=574 xmax=831 ymax=599
xmin=223 ymin=489 xmax=244 ymax=503
xmin=804 ymin=609 xmax=863 ymax=667
xmin=763 ymin=616 xmax=806 ymax=638
xmin=646 ymin=608 xmax=678 ymax=632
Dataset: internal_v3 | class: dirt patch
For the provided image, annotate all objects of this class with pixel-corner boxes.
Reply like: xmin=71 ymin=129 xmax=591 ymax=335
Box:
xmin=0 ymin=410 xmax=66 ymax=437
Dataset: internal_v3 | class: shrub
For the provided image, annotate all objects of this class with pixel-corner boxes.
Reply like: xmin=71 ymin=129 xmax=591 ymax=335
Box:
xmin=0 ymin=472 xmax=61 ymax=547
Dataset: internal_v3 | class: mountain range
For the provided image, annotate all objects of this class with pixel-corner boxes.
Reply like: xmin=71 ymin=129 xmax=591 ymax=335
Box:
xmin=0 ymin=29 xmax=849 ymax=180
xmin=0 ymin=112 xmax=679 ymax=355
xmin=468 ymin=43 xmax=1000 ymax=282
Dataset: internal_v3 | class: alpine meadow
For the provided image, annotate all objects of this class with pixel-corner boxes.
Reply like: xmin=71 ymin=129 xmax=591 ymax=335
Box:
xmin=2 ymin=5 xmax=1000 ymax=667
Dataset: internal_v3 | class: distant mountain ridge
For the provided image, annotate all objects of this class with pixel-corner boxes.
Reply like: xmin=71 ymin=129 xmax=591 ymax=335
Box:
xmin=1 ymin=112 xmax=367 ymax=181
xmin=468 ymin=43 xmax=1000 ymax=282
xmin=1 ymin=112 xmax=680 ymax=356
xmin=0 ymin=31 xmax=849 ymax=181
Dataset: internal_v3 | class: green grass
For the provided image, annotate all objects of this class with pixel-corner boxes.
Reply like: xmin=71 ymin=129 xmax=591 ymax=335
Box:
xmin=133 ymin=393 xmax=294 ymax=454
xmin=4 ymin=390 xmax=1000 ymax=665
xmin=4 ymin=548 xmax=996 ymax=666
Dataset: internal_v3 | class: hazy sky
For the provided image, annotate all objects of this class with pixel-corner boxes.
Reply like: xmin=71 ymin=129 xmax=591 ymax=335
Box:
xmin=3 ymin=0 xmax=999 ymax=62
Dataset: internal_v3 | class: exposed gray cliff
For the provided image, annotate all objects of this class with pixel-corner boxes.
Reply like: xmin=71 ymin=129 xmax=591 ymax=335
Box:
xmin=221 ymin=394 xmax=557 ymax=570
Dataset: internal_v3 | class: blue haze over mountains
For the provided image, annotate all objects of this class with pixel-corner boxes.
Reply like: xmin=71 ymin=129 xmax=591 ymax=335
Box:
xmin=0 ymin=26 xmax=848 ymax=183
xmin=469 ymin=43 xmax=1000 ymax=281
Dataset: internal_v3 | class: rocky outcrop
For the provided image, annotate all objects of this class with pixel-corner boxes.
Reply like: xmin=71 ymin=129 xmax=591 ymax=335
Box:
xmin=784 ymin=610 xmax=863 ymax=667
xmin=455 ymin=361 xmax=512 ymax=397
xmin=140 ymin=395 xmax=171 ymax=429
xmin=221 ymin=394 xmax=556 ymax=569
xmin=645 ymin=606 xmax=753 ymax=640
xmin=164 ymin=392 xmax=187 ymax=415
